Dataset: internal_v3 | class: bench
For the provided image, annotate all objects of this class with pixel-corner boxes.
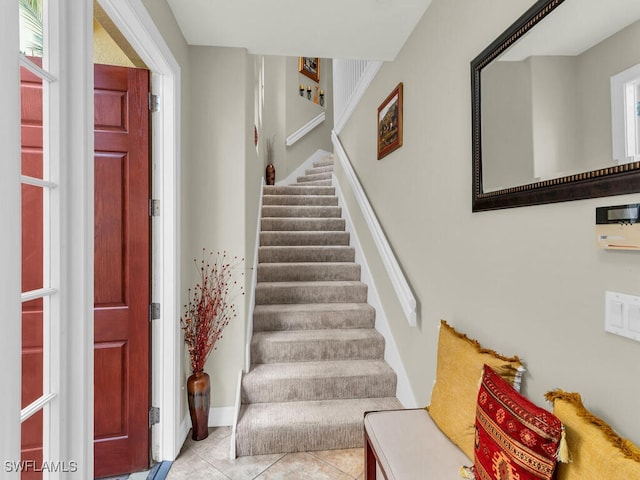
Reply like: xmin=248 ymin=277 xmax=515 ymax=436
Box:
xmin=364 ymin=408 xmax=468 ymax=479
xmin=363 ymin=320 xmax=640 ymax=480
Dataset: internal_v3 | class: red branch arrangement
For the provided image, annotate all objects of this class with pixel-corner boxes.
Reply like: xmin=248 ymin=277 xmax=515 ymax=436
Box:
xmin=181 ymin=249 xmax=244 ymax=374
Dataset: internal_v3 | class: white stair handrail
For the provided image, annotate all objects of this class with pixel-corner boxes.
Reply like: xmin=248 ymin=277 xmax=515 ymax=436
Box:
xmin=285 ymin=112 xmax=326 ymax=146
xmin=331 ymin=131 xmax=417 ymax=327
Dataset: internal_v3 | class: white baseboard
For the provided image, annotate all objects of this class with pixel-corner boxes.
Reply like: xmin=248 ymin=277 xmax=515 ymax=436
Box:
xmin=332 ymin=176 xmax=418 ymax=409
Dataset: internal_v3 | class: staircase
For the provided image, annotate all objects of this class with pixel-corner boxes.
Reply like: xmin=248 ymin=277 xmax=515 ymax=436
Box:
xmin=235 ymin=155 xmax=402 ymax=456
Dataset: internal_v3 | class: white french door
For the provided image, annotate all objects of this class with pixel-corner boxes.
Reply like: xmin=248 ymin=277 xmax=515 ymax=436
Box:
xmin=2 ymin=0 xmax=94 ymax=478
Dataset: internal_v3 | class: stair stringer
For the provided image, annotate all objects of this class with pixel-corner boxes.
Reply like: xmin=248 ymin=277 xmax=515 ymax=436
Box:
xmin=332 ymin=174 xmax=418 ymax=409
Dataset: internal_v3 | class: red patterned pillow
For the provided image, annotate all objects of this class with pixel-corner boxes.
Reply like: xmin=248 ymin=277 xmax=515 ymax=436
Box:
xmin=473 ymin=365 xmax=563 ymax=480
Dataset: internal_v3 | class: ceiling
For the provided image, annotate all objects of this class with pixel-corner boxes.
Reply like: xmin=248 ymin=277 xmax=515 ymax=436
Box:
xmin=165 ymin=0 xmax=432 ymax=61
xmin=499 ymin=0 xmax=640 ymax=61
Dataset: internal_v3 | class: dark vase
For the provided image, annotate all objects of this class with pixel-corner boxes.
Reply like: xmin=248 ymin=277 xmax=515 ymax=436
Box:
xmin=187 ymin=371 xmax=210 ymax=441
xmin=266 ymin=164 xmax=276 ymax=185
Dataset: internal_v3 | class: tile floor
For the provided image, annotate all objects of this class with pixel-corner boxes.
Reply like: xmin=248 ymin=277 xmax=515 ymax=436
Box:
xmin=166 ymin=427 xmax=365 ymax=480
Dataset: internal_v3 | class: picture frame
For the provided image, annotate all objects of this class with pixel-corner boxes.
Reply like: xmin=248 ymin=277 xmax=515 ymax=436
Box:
xmin=377 ymin=82 xmax=403 ymax=160
xmin=299 ymin=57 xmax=320 ymax=83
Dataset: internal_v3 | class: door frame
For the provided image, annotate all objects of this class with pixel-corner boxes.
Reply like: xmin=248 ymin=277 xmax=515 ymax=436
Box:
xmin=97 ymin=0 xmax=182 ymax=462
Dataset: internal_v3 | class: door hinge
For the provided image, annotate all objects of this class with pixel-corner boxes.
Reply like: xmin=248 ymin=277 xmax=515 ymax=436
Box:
xmin=150 ymin=302 xmax=161 ymax=321
xmin=149 ymin=407 xmax=160 ymax=427
xmin=149 ymin=93 xmax=160 ymax=113
xmin=149 ymin=199 xmax=160 ymax=217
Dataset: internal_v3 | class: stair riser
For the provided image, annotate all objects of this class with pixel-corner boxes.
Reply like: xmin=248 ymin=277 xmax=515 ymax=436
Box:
xmin=262 ymin=195 xmax=338 ymax=206
xmin=255 ymin=284 xmax=367 ymax=305
xmin=261 ymin=206 xmax=342 ymax=218
xmin=257 ymin=264 xmax=360 ymax=282
xmin=259 ymin=231 xmax=350 ymax=246
xmin=253 ymin=307 xmax=375 ymax=332
xmin=294 ymin=179 xmax=332 ymax=187
xmin=236 ymin=420 xmax=363 ymax=456
xmin=251 ymin=337 xmax=384 ymax=363
xmin=261 ymin=218 xmax=345 ymax=232
xmin=264 ymin=185 xmax=335 ymax=196
xmin=258 ymin=247 xmax=355 ymax=263
xmin=242 ymin=373 xmax=397 ymax=403
xmin=305 ymin=165 xmax=334 ymax=176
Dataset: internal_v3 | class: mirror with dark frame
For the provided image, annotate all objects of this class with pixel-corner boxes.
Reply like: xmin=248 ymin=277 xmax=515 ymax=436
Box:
xmin=471 ymin=0 xmax=640 ymax=211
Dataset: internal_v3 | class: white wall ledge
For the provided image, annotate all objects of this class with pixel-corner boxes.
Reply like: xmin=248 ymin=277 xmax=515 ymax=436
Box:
xmin=285 ymin=112 xmax=325 ymax=146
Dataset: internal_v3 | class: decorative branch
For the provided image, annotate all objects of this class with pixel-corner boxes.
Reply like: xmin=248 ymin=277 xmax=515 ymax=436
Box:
xmin=181 ymin=249 xmax=244 ymax=374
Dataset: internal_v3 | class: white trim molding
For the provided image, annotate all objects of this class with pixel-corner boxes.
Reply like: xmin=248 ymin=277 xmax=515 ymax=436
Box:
xmin=0 ymin=0 xmax=23 ymax=471
xmin=97 ymin=0 xmax=182 ymax=463
xmin=285 ymin=112 xmax=326 ymax=146
xmin=331 ymin=131 xmax=417 ymax=327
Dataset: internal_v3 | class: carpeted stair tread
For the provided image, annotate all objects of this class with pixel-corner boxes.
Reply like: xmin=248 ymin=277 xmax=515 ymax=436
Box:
xmin=264 ymin=185 xmax=335 ymax=196
xmin=261 ymin=217 xmax=345 ymax=232
xmin=312 ymin=158 xmax=334 ymax=168
xmin=252 ymin=303 xmax=376 ymax=331
xmin=257 ymin=262 xmax=361 ymax=282
xmin=258 ymin=245 xmax=355 ymax=263
xmin=305 ymin=165 xmax=334 ymax=175
xmin=235 ymin=397 xmax=403 ymax=456
xmin=260 ymin=231 xmax=350 ymax=246
xmin=297 ymin=172 xmax=333 ymax=183
xmin=261 ymin=205 xmax=342 ymax=218
xmin=262 ymin=194 xmax=338 ymax=206
xmin=251 ymin=328 xmax=384 ymax=363
xmin=241 ymin=360 xmax=397 ymax=403
xmin=237 ymin=154 xmax=401 ymax=456
xmin=254 ymin=280 xmax=367 ymax=305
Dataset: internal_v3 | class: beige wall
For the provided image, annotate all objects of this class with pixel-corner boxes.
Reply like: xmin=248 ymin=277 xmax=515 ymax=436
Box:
xmin=93 ymin=19 xmax=135 ymax=67
xmin=337 ymin=0 xmax=640 ymax=445
xmin=284 ymin=56 xmax=334 ymax=177
xmin=185 ymin=46 xmax=253 ymax=409
xmin=259 ymin=55 xmax=334 ymax=181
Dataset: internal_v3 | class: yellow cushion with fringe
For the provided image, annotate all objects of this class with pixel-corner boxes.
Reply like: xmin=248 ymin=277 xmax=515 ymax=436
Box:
xmin=545 ymin=390 xmax=640 ymax=480
xmin=427 ymin=320 xmax=524 ymax=460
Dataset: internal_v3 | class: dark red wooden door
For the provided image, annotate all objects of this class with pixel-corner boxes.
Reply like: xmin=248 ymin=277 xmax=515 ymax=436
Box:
xmin=93 ymin=64 xmax=151 ymax=478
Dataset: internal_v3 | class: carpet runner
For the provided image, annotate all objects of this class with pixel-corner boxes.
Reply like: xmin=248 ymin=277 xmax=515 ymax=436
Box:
xmin=235 ymin=155 xmax=402 ymax=456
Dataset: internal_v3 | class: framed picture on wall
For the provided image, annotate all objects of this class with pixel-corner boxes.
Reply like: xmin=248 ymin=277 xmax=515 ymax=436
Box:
xmin=377 ymin=82 xmax=403 ymax=159
xmin=299 ymin=57 xmax=320 ymax=82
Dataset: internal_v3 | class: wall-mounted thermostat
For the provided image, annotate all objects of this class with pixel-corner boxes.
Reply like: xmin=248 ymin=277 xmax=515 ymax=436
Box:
xmin=595 ymin=204 xmax=640 ymax=250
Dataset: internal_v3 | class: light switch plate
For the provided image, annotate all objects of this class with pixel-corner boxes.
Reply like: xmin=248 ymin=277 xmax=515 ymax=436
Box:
xmin=605 ymin=291 xmax=640 ymax=342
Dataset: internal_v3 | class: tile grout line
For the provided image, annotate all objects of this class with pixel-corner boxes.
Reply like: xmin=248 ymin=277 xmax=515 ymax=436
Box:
xmin=306 ymin=451 xmax=362 ymax=479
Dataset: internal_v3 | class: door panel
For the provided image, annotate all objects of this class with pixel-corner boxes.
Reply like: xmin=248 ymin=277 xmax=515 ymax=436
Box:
xmin=93 ymin=64 xmax=150 ymax=478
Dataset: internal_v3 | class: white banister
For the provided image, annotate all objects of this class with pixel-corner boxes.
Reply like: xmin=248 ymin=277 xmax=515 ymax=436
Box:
xmin=331 ymin=131 xmax=417 ymax=327
xmin=333 ymin=59 xmax=383 ymax=134
xmin=285 ymin=112 xmax=326 ymax=146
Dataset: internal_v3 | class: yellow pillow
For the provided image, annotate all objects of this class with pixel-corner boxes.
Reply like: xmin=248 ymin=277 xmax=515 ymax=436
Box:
xmin=427 ymin=320 xmax=524 ymax=460
xmin=545 ymin=390 xmax=640 ymax=480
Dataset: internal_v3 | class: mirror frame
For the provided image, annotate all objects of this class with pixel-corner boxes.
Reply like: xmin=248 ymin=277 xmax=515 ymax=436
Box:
xmin=471 ymin=0 xmax=640 ymax=211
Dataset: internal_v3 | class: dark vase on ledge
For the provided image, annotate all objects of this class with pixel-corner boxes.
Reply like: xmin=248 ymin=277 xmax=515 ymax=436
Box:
xmin=187 ymin=371 xmax=210 ymax=441
xmin=266 ymin=164 xmax=275 ymax=185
